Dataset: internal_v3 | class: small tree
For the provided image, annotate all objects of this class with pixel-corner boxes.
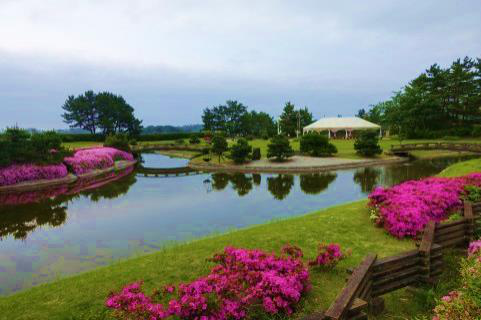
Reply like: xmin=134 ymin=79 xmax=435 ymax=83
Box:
xmin=354 ymin=130 xmax=383 ymax=157
xmin=211 ymin=135 xmax=228 ymax=163
xmin=251 ymin=148 xmax=261 ymax=160
xmin=300 ymin=133 xmax=337 ymax=157
xmin=189 ymin=136 xmax=200 ymax=144
xmin=267 ymin=135 xmax=294 ymax=162
xmin=230 ymin=138 xmax=252 ymax=164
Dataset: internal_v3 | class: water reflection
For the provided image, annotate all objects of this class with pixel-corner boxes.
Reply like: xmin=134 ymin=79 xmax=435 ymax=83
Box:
xmin=267 ymin=175 xmax=295 ymax=200
xmin=0 ymin=169 xmax=137 ymax=240
xmin=0 ymin=198 xmax=68 ymax=240
xmin=353 ymin=168 xmax=381 ymax=193
xmin=300 ymin=173 xmax=337 ymax=195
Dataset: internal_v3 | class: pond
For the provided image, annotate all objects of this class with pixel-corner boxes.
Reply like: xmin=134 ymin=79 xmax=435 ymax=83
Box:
xmin=0 ymin=154 xmax=476 ymax=295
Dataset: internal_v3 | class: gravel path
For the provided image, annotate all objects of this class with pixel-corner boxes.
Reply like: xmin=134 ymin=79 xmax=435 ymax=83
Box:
xmin=244 ymin=156 xmax=368 ymax=168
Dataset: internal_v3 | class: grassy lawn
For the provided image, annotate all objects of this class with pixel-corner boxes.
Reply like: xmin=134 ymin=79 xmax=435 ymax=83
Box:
xmin=0 ymin=201 xmax=414 ymax=320
xmin=438 ymin=157 xmax=481 ymax=177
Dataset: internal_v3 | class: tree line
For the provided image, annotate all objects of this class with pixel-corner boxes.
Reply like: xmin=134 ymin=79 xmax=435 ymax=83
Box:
xmin=201 ymin=100 xmax=313 ymax=138
xmin=358 ymin=56 xmax=481 ymax=139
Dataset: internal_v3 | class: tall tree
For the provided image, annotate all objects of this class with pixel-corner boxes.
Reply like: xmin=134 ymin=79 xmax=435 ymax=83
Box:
xmin=61 ymin=91 xmax=142 ymax=136
xmin=62 ymin=90 xmax=99 ymax=134
xmin=279 ymin=102 xmax=313 ymax=137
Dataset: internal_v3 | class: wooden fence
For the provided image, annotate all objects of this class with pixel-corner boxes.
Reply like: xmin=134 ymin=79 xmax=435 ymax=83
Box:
xmin=309 ymin=201 xmax=481 ymax=320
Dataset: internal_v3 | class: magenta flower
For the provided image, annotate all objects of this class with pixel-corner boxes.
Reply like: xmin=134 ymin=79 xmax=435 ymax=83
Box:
xmin=0 ymin=163 xmax=68 ymax=187
xmin=368 ymin=173 xmax=481 ymax=238
xmin=64 ymin=147 xmax=134 ymax=175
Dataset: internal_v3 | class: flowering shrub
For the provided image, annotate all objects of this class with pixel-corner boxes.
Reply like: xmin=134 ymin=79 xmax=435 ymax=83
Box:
xmin=368 ymin=174 xmax=481 ymax=238
xmin=432 ymin=239 xmax=481 ymax=320
xmin=64 ymin=147 xmax=134 ymax=175
xmin=0 ymin=163 xmax=68 ymax=186
xmin=309 ymin=243 xmax=346 ymax=268
xmin=106 ymin=246 xmax=310 ymax=319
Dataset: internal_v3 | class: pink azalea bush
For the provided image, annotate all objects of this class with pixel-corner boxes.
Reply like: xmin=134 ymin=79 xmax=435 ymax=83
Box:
xmin=368 ymin=173 xmax=481 ymax=238
xmin=106 ymin=246 xmax=310 ymax=319
xmin=64 ymin=147 xmax=134 ymax=175
xmin=0 ymin=163 xmax=68 ymax=186
xmin=309 ymin=243 xmax=346 ymax=268
xmin=432 ymin=239 xmax=481 ymax=320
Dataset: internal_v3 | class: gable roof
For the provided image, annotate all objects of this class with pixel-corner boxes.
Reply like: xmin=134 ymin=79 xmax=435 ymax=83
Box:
xmin=303 ymin=117 xmax=380 ymax=132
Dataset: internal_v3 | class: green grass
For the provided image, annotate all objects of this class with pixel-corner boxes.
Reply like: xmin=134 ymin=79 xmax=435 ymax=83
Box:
xmin=438 ymin=157 xmax=481 ymax=177
xmin=0 ymin=201 xmax=414 ymax=320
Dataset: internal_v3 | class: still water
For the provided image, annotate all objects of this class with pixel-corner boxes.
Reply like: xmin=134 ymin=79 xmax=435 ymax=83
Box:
xmin=0 ymin=154 xmax=475 ymax=294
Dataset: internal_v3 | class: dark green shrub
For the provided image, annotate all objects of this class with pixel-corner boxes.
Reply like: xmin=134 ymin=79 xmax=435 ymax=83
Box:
xmin=245 ymin=135 xmax=255 ymax=141
xmin=0 ymin=129 xmax=70 ymax=167
xmin=189 ymin=136 xmax=201 ymax=144
xmin=175 ymin=138 xmax=185 ymax=145
xmin=252 ymin=148 xmax=261 ymax=160
xmin=261 ymin=133 xmax=270 ymax=140
xmin=300 ymin=133 xmax=337 ymax=157
xmin=129 ymin=139 xmax=138 ymax=146
xmin=104 ymin=134 xmax=131 ymax=152
xmin=267 ymin=135 xmax=294 ymax=162
xmin=464 ymin=185 xmax=481 ymax=202
xmin=472 ymin=126 xmax=481 ymax=137
xmin=354 ymin=131 xmax=383 ymax=157
xmin=211 ymin=135 xmax=228 ymax=163
xmin=230 ymin=139 xmax=252 ymax=164
xmin=4 ymin=127 xmax=30 ymax=143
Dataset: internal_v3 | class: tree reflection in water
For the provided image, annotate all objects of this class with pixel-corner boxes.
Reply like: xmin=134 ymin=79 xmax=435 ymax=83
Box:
xmin=267 ymin=174 xmax=294 ymax=200
xmin=299 ymin=172 xmax=337 ymax=195
xmin=0 ymin=169 xmax=137 ymax=240
xmin=353 ymin=167 xmax=381 ymax=193
xmin=210 ymin=173 xmax=253 ymax=196
xmin=211 ymin=173 xmax=230 ymax=191
xmin=230 ymin=173 xmax=253 ymax=196
xmin=252 ymin=174 xmax=261 ymax=186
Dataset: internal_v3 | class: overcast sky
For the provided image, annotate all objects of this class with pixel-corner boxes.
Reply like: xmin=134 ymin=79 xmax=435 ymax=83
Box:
xmin=1 ymin=0 xmax=480 ymax=129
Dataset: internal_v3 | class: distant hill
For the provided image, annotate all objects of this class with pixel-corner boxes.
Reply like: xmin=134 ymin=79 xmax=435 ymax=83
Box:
xmin=142 ymin=124 xmax=203 ymax=134
xmin=56 ymin=124 xmax=203 ymax=135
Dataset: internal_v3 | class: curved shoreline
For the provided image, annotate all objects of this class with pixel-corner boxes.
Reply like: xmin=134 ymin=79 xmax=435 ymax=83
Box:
xmin=0 ymin=160 xmax=137 ymax=193
xmin=189 ymin=156 xmax=408 ymax=174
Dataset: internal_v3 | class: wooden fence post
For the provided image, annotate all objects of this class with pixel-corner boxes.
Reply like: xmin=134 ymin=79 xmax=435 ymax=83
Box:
xmin=464 ymin=201 xmax=475 ymax=243
xmin=325 ymin=254 xmax=377 ymax=320
xmin=418 ymin=221 xmax=435 ymax=284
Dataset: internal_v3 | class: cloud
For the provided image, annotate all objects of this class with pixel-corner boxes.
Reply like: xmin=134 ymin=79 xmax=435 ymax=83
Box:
xmin=0 ymin=0 xmax=480 ymax=128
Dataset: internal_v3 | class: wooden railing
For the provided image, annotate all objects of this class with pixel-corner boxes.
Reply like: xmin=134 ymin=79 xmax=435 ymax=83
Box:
xmin=309 ymin=201 xmax=481 ymax=320
xmin=390 ymin=142 xmax=481 ymax=154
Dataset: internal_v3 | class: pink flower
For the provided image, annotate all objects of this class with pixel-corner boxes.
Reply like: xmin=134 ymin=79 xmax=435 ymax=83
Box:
xmin=368 ymin=174 xmax=481 ymax=238
xmin=64 ymin=147 xmax=134 ymax=175
xmin=106 ymin=247 xmax=310 ymax=319
xmin=0 ymin=163 xmax=68 ymax=186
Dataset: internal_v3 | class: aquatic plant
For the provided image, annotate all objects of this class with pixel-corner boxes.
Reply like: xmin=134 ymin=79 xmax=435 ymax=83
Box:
xmin=64 ymin=147 xmax=134 ymax=175
xmin=0 ymin=163 xmax=68 ymax=186
xmin=106 ymin=246 xmax=310 ymax=319
xmin=368 ymin=173 xmax=481 ymax=238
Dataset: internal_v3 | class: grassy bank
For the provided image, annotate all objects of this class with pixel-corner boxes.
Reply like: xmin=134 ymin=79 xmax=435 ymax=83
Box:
xmin=64 ymin=138 xmax=480 ymax=163
xmin=438 ymin=157 xmax=481 ymax=177
xmin=0 ymin=201 xmax=414 ymax=320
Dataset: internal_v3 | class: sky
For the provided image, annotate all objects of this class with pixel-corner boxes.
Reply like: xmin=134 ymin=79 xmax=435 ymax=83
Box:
xmin=1 ymin=0 xmax=480 ymax=129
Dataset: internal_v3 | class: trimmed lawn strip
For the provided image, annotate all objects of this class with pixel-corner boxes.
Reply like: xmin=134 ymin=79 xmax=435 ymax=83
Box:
xmin=0 ymin=200 xmax=413 ymax=320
